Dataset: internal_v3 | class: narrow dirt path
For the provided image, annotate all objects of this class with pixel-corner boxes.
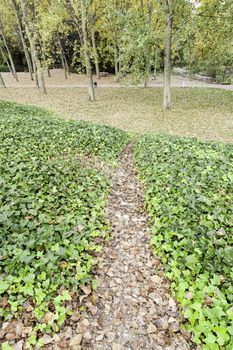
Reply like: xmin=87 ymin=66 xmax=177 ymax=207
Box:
xmin=1 ymin=145 xmax=192 ymax=350
xmin=73 ymin=144 xmax=191 ymax=350
xmin=42 ymin=144 xmax=191 ymax=350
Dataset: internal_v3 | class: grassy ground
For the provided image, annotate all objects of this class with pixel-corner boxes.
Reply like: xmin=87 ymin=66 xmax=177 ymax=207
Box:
xmin=0 ymin=87 xmax=233 ymax=142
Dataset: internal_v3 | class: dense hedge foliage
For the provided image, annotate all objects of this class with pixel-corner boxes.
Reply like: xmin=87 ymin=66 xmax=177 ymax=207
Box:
xmin=0 ymin=101 xmax=129 ymax=347
xmin=0 ymin=66 xmax=10 ymax=72
xmin=135 ymin=134 xmax=233 ymax=350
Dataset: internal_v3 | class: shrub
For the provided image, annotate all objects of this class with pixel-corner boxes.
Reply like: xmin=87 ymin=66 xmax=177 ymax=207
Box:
xmin=0 ymin=65 xmax=10 ymax=72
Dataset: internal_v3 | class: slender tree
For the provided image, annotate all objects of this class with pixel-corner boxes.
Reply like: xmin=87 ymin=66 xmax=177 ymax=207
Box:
xmin=0 ymin=16 xmax=18 ymax=81
xmin=11 ymin=0 xmax=33 ymax=80
xmin=20 ymin=0 xmax=46 ymax=93
xmin=0 ymin=72 xmax=6 ymax=87
xmin=0 ymin=45 xmax=13 ymax=75
xmin=113 ymin=32 xmax=119 ymax=76
xmin=81 ymin=0 xmax=95 ymax=100
xmin=58 ymin=33 xmax=68 ymax=79
xmin=90 ymin=2 xmax=100 ymax=79
xmin=163 ymin=0 xmax=172 ymax=110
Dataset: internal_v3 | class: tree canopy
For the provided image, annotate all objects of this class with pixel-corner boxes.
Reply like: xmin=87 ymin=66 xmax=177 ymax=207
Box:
xmin=0 ymin=0 xmax=232 ymax=104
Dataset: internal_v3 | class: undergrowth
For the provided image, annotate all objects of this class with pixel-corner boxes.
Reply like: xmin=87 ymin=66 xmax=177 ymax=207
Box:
xmin=135 ymin=134 xmax=233 ymax=350
xmin=0 ymin=101 xmax=129 ymax=348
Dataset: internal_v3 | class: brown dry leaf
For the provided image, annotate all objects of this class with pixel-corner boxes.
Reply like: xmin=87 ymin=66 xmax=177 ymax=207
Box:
xmin=69 ymin=334 xmax=83 ymax=346
xmin=1 ymin=297 xmax=8 ymax=309
xmin=91 ymin=291 xmax=97 ymax=306
xmin=96 ymin=333 xmax=104 ymax=341
xmin=151 ymin=275 xmax=161 ymax=284
xmin=86 ymin=302 xmax=98 ymax=316
xmin=5 ymin=333 xmax=16 ymax=341
xmin=64 ymin=327 xmax=73 ymax=339
xmin=15 ymin=322 xmax=23 ymax=337
xmin=108 ymin=331 xmax=116 ymax=341
xmin=22 ymin=326 xmax=32 ymax=334
xmin=2 ymin=322 xmax=9 ymax=330
xmin=14 ymin=340 xmax=24 ymax=350
xmin=147 ymin=323 xmax=157 ymax=334
xmin=82 ymin=318 xmax=90 ymax=327
xmin=204 ymin=295 xmax=213 ymax=305
xmin=155 ymin=317 xmax=169 ymax=330
xmin=80 ymin=285 xmax=92 ymax=296
xmin=83 ymin=331 xmax=92 ymax=340
xmin=112 ymin=343 xmax=122 ymax=350
xmin=40 ymin=311 xmax=55 ymax=324
xmin=40 ymin=334 xmax=53 ymax=345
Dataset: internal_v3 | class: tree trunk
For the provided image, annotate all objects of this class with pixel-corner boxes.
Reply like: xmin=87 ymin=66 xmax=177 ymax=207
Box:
xmin=90 ymin=26 xmax=100 ymax=79
xmin=140 ymin=0 xmax=153 ymax=88
xmin=113 ymin=33 xmax=119 ymax=76
xmin=153 ymin=57 xmax=157 ymax=78
xmin=20 ymin=0 xmax=46 ymax=93
xmin=57 ymin=34 xmax=68 ymax=79
xmin=11 ymin=0 xmax=33 ymax=81
xmin=0 ymin=46 xmax=13 ymax=76
xmin=163 ymin=0 xmax=172 ymax=110
xmin=144 ymin=59 xmax=150 ymax=87
xmin=0 ymin=73 xmax=6 ymax=87
xmin=144 ymin=76 xmax=149 ymax=88
xmin=81 ymin=0 xmax=95 ymax=101
xmin=90 ymin=11 xmax=100 ymax=79
xmin=32 ymin=56 xmax=39 ymax=88
xmin=0 ymin=17 xmax=18 ymax=82
xmin=63 ymin=53 xmax=70 ymax=75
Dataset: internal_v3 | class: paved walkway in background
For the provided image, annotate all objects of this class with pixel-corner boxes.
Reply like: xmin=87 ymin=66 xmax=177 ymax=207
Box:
xmin=1 ymin=73 xmax=232 ymax=91
xmin=1 ymin=83 xmax=233 ymax=90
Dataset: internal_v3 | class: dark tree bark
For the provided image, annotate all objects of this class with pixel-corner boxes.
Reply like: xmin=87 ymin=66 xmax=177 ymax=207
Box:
xmin=11 ymin=0 xmax=33 ymax=80
xmin=58 ymin=33 xmax=68 ymax=79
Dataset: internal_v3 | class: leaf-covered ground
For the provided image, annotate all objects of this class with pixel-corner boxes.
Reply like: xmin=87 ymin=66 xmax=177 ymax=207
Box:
xmin=0 ymin=101 xmax=129 ymax=348
xmin=135 ymin=134 xmax=233 ymax=349
xmin=0 ymin=84 xmax=233 ymax=142
xmin=58 ymin=144 xmax=190 ymax=350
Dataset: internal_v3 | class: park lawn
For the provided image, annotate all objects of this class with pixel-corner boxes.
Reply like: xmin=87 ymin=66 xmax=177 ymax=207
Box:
xmin=0 ymin=101 xmax=129 ymax=347
xmin=135 ymin=134 xmax=233 ymax=349
xmin=0 ymin=87 xmax=233 ymax=142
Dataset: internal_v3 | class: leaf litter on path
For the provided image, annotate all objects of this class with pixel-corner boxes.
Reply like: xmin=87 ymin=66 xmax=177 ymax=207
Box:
xmin=44 ymin=144 xmax=192 ymax=350
xmin=3 ymin=144 xmax=193 ymax=350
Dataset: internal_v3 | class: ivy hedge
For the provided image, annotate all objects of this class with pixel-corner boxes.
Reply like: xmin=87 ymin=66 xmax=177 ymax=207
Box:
xmin=0 ymin=101 xmax=129 ymax=347
xmin=135 ymin=134 xmax=233 ymax=350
